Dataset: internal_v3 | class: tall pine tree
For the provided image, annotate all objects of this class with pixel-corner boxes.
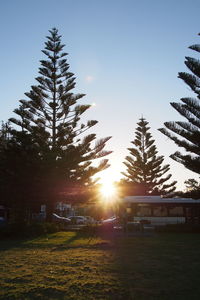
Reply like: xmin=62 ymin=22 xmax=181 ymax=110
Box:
xmin=122 ymin=118 xmax=176 ymax=195
xmin=9 ymin=28 xmax=112 ymax=219
xmin=159 ymin=33 xmax=200 ymax=174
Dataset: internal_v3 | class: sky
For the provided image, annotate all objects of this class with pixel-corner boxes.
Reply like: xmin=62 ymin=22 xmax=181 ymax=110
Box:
xmin=1 ymin=0 xmax=200 ymax=190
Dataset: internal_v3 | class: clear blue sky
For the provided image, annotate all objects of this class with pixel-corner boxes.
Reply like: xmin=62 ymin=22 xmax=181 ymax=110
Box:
xmin=1 ymin=0 xmax=200 ymax=190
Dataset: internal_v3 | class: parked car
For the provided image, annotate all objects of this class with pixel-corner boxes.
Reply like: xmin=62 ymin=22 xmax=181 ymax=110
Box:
xmin=84 ymin=216 xmax=96 ymax=225
xmin=52 ymin=213 xmax=71 ymax=223
xmin=102 ymin=216 xmax=117 ymax=224
xmin=101 ymin=216 xmax=118 ymax=224
xmin=68 ymin=216 xmax=87 ymax=225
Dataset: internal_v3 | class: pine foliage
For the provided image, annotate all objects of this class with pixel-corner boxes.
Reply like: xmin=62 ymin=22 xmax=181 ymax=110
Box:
xmin=159 ymin=33 xmax=200 ymax=174
xmin=122 ymin=118 xmax=176 ymax=195
xmin=10 ymin=28 xmax=112 ymax=185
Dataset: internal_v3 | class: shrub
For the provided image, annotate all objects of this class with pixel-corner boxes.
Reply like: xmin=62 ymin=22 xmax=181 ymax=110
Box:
xmin=0 ymin=222 xmax=60 ymax=239
xmin=156 ymin=223 xmax=200 ymax=233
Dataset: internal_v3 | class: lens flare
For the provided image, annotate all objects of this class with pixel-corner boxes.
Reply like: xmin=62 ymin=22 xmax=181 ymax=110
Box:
xmin=100 ymin=181 xmax=116 ymax=197
xmin=99 ymin=182 xmax=118 ymax=206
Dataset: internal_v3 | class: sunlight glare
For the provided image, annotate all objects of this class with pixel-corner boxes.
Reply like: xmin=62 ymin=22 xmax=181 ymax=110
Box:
xmin=100 ymin=181 xmax=116 ymax=198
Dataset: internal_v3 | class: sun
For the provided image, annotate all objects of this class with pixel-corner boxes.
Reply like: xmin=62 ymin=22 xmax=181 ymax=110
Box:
xmin=98 ymin=170 xmax=120 ymax=203
xmin=100 ymin=181 xmax=116 ymax=198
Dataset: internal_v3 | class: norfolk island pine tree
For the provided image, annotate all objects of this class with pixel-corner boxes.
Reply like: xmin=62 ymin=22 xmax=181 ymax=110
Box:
xmin=159 ymin=32 xmax=200 ymax=175
xmin=121 ymin=118 xmax=176 ymax=196
xmin=7 ymin=28 xmax=112 ymax=221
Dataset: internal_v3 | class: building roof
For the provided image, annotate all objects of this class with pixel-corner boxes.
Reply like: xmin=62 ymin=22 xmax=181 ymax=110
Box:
xmin=123 ymin=196 xmax=200 ymax=204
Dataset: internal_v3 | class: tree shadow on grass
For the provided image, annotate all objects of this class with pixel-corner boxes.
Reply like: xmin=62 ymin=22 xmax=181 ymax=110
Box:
xmin=0 ymin=231 xmax=79 ymax=252
xmin=101 ymin=231 xmax=200 ymax=300
xmin=0 ymin=237 xmax=30 ymax=251
xmin=0 ymin=227 xmax=105 ymax=252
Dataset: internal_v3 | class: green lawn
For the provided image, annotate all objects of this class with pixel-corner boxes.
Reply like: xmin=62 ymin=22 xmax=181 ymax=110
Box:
xmin=1 ymin=230 xmax=200 ymax=299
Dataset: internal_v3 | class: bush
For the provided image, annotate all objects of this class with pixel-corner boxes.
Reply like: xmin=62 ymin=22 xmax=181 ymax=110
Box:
xmin=0 ymin=222 xmax=60 ymax=239
xmin=156 ymin=223 xmax=200 ymax=233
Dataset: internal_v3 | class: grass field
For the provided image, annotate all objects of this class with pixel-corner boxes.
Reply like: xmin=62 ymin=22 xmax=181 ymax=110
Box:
xmin=1 ymin=229 xmax=200 ymax=299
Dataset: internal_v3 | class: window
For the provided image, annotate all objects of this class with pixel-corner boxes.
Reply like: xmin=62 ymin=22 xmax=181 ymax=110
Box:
xmin=168 ymin=206 xmax=183 ymax=217
xmin=153 ymin=206 xmax=168 ymax=217
xmin=136 ymin=205 xmax=151 ymax=216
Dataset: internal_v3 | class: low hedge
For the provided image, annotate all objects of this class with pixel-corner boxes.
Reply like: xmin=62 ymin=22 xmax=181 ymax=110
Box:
xmin=156 ymin=223 xmax=200 ymax=233
xmin=0 ymin=222 xmax=60 ymax=239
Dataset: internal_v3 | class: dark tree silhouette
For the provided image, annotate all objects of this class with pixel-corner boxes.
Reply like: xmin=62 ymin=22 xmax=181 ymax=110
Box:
xmin=159 ymin=33 xmax=200 ymax=174
xmin=122 ymin=118 xmax=176 ymax=195
xmin=185 ymin=178 xmax=200 ymax=191
xmin=175 ymin=178 xmax=200 ymax=199
xmin=0 ymin=120 xmax=50 ymax=222
xmin=0 ymin=122 xmax=11 ymax=206
xmin=10 ymin=28 xmax=111 ymax=182
xmin=6 ymin=28 xmax=112 ymax=220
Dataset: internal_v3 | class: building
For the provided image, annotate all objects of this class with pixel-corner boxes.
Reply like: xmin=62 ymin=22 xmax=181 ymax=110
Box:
xmin=123 ymin=196 xmax=200 ymax=225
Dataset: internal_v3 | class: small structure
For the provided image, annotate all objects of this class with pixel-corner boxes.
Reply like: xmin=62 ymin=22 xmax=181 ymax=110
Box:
xmin=123 ymin=196 xmax=200 ymax=225
xmin=55 ymin=202 xmax=74 ymax=217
